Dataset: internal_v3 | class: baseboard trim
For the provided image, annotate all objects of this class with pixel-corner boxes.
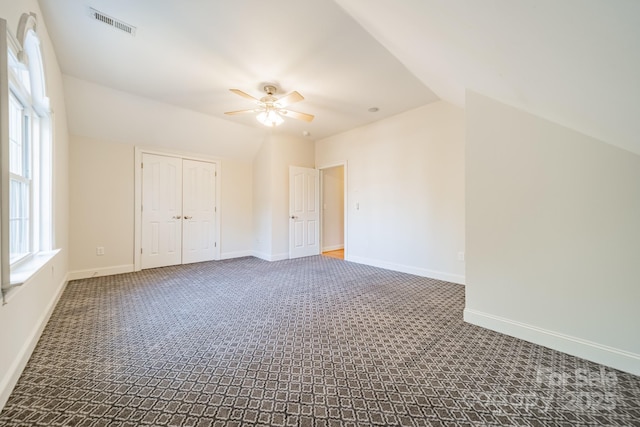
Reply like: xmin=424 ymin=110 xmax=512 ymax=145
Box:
xmin=464 ymin=308 xmax=640 ymax=376
xmin=251 ymin=251 xmax=270 ymax=261
xmin=0 ymin=273 xmax=69 ymax=411
xmin=271 ymin=252 xmax=289 ymax=261
xmin=348 ymin=255 xmax=465 ymax=285
xmin=251 ymin=251 xmax=289 ymax=262
xmin=322 ymin=245 xmax=344 ymax=252
xmin=220 ymin=251 xmax=253 ymax=260
xmin=67 ymin=264 xmax=134 ymax=281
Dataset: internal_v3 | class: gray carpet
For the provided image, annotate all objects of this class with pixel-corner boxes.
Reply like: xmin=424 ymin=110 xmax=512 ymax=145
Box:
xmin=0 ymin=256 xmax=638 ymax=426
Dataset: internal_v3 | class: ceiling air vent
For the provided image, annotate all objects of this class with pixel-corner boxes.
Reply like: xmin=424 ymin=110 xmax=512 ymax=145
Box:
xmin=89 ymin=8 xmax=136 ymax=36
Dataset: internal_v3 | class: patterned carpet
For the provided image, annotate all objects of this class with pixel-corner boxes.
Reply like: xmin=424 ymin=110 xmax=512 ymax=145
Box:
xmin=0 ymin=256 xmax=638 ymax=426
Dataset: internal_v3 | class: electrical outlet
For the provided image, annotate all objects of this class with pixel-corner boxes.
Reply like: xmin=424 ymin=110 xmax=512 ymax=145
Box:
xmin=458 ymin=251 xmax=465 ymax=262
xmin=96 ymin=246 xmax=105 ymax=256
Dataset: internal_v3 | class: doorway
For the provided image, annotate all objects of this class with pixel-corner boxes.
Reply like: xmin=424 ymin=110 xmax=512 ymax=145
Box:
xmin=320 ymin=164 xmax=346 ymax=260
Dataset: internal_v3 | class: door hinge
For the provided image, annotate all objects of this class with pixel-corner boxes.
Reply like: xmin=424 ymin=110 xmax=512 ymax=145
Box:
xmin=141 ymin=162 xmax=143 ymax=169
xmin=215 ymin=171 xmax=217 ymax=177
xmin=141 ymin=248 xmax=143 ymax=254
xmin=215 ymin=242 xmax=217 ymax=248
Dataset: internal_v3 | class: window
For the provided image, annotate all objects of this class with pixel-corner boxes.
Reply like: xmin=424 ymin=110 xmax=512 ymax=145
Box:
xmin=9 ymin=92 xmax=32 ymax=262
xmin=1 ymin=13 xmax=52 ymax=293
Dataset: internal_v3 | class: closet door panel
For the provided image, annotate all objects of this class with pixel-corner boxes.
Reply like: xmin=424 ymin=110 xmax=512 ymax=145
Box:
xmin=182 ymin=159 xmax=216 ymax=264
xmin=141 ymin=153 xmax=183 ymax=269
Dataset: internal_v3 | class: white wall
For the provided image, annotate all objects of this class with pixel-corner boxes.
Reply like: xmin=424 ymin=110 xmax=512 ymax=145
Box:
xmin=322 ymin=166 xmax=344 ymax=251
xmin=68 ymin=135 xmax=255 ymax=274
xmin=219 ymin=160 xmax=253 ymax=259
xmin=252 ymin=136 xmax=273 ymax=259
xmin=464 ymin=91 xmax=640 ymax=375
xmin=252 ymin=133 xmax=315 ymax=261
xmin=65 ymin=78 xmax=257 ymax=275
xmin=270 ymin=134 xmax=315 ymax=258
xmin=316 ymin=101 xmax=465 ymax=284
xmin=69 ymin=137 xmax=133 ymax=273
xmin=63 ymin=76 xmax=265 ymax=162
xmin=0 ymin=3 xmax=70 ymax=409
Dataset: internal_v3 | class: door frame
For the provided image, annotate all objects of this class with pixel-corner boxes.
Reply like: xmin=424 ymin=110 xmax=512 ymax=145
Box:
xmin=318 ymin=161 xmax=348 ymax=261
xmin=134 ymin=146 xmax=221 ymax=271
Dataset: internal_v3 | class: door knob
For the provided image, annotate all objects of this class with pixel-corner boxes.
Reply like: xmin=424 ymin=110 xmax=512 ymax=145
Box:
xmin=172 ymin=215 xmax=182 ymax=219
xmin=184 ymin=215 xmax=193 ymax=220
xmin=290 ymin=215 xmax=298 ymax=219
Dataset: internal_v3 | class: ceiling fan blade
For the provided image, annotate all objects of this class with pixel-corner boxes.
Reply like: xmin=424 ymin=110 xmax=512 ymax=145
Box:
xmin=229 ymin=89 xmax=259 ymax=102
xmin=275 ymin=91 xmax=304 ymax=108
xmin=281 ymin=109 xmax=314 ymax=122
xmin=224 ymin=109 xmax=257 ymax=115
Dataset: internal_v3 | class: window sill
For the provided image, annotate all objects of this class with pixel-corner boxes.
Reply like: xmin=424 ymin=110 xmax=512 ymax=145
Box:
xmin=10 ymin=249 xmax=61 ymax=286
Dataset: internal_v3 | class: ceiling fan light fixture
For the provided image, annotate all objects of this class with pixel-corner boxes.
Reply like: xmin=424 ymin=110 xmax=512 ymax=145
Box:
xmin=226 ymin=85 xmax=312 ymax=126
xmin=256 ymin=109 xmax=284 ymax=127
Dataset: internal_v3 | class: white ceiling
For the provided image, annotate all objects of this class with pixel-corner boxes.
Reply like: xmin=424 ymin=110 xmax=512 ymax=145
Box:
xmin=37 ymin=0 xmax=640 ymax=155
xmin=335 ymin=0 xmax=640 ymax=156
xmin=36 ymin=0 xmax=439 ymax=141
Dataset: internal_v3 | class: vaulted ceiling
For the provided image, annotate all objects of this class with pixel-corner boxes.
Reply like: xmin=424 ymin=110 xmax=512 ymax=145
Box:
xmin=335 ymin=0 xmax=640 ymax=156
xmin=37 ymin=0 xmax=438 ymax=142
xmin=38 ymin=0 xmax=640 ymax=155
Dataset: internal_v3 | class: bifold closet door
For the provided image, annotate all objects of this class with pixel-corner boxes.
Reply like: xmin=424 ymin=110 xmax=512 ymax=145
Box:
xmin=141 ymin=153 xmax=183 ymax=269
xmin=141 ymin=154 xmax=217 ymax=269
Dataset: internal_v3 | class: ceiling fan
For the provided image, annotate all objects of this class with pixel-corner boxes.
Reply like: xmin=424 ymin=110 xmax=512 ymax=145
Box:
xmin=224 ymin=85 xmax=314 ymax=127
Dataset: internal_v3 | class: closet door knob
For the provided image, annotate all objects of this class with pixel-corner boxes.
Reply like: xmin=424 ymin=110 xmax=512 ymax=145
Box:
xmin=172 ymin=215 xmax=182 ymax=219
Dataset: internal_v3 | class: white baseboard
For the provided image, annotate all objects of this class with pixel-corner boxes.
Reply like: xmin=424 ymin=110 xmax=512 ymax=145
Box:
xmin=464 ymin=308 xmax=640 ymax=377
xmin=220 ymin=250 xmax=253 ymax=260
xmin=251 ymin=251 xmax=271 ymax=261
xmin=322 ymin=244 xmax=344 ymax=252
xmin=0 ymin=273 xmax=69 ymax=411
xmin=67 ymin=264 xmax=134 ymax=281
xmin=251 ymin=251 xmax=289 ymax=262
xmin=348 ymin=255 xmax=465 ymax=285
xmin=271 ymin=252 xmax=289 ymax=261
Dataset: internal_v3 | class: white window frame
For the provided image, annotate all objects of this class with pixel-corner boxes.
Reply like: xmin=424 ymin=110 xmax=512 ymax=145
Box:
xmin=1 ymin=13 xmax=53 ymax=295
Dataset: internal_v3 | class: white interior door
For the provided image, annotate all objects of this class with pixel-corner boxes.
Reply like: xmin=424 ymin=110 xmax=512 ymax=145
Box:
xmin=141 ymin=153 xmax=183 ymax=269
xmin=289 ymin=166 xmax=320 ymax=259
xmin=182 ymin=160 xmax=216 ymax=264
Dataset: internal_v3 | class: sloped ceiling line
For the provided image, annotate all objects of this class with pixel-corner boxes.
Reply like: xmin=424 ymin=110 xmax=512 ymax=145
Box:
xmin=334 ymin=0 xmax=640 ymax=156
